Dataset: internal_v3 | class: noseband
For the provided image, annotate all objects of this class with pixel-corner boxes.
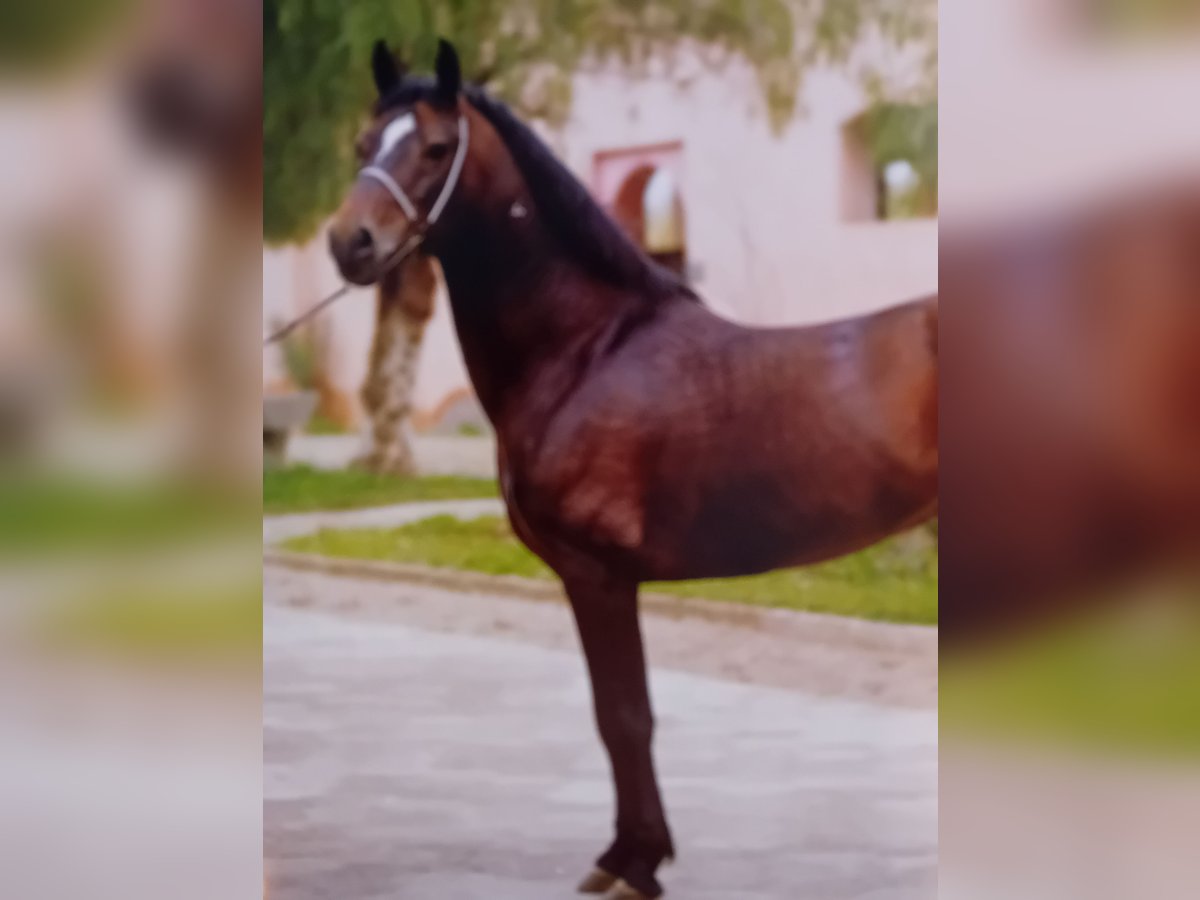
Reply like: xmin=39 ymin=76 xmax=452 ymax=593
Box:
xmin=358 ymin=113 xmax=470 ymax=249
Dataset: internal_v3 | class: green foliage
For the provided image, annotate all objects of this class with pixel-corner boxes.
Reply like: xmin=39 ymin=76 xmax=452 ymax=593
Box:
xmin=42 ymin=581 xmax=263 ymax=663
xmin=942 ymin=602 xmax=1200 ymax=757
xmin=282 ymin=514 xmax=939 ymax=624
xmin=264 ymin=0 xmax=938 ymax=243
xmin=860 ymin=100 xmax=937 ymax=214
xmin=1088 ymin=0 xmax=1200 ymax=36
xmin=0 ymin=0 xmax=129 ymax=76
xmin=281 ymin=331 xmax=319 ymax=390
xmin=305 ymin=412 xmax=352 ymax=435
xmin=0 ymin=475 xmax=253 ymax=558
xmin=263 ymin=465 xmax=499 ymax=514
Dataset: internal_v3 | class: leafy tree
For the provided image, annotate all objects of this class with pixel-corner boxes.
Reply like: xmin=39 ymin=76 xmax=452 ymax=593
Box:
xmin=856 ymin=100 xmax=938 ymax=216
xmin=0 ymin=0 xmax=129 ymax=76
xmin=264 ymin=0 xmax=937 ymax=243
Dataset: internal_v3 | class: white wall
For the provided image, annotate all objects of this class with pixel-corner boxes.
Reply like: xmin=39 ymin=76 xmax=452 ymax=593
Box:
xmin=561 ymin=57 xmax=937 ymax=325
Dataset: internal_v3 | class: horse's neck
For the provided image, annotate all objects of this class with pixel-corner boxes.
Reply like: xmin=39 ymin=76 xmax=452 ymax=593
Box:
xmin=433 ymin=172 xmax=631 ymax=427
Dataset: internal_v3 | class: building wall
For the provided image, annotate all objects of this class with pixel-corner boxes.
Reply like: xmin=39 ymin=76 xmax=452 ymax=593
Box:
xmin=562 ymin=58 xmax=937 ymax=324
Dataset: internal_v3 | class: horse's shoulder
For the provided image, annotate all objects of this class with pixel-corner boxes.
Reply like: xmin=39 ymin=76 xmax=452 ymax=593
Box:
xmin=505 ymin=409 xmax=647 ymax=554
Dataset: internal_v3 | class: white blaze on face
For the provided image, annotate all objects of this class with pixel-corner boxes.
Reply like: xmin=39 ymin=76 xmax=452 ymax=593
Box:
xmin=375 ymin=113 xmax=416 ymax=164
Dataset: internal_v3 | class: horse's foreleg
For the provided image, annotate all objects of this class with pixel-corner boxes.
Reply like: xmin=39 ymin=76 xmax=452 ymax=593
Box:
xmin=565 ymin=578 xmax=673 ymax=899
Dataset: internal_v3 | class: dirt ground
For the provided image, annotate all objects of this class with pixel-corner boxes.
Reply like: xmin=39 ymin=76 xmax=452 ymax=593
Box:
xmin=266 ymin=559 xmax=937 ymax=709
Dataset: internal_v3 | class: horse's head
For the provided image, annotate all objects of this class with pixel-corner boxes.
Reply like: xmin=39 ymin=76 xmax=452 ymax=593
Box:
xmin=329 ymin=39 xmax=466 ymax=286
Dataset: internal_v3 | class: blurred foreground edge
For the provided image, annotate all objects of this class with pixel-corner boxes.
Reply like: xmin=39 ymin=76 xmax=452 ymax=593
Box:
xmin=940 ymin=179 xmax=1200 ymax=644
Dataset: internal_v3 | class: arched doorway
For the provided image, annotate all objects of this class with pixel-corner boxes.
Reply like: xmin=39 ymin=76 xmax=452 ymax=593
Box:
xmin=611 ymin=165 xmax=686 ymax=276
xmin=593 ymin=142 xmax=687 ymax=278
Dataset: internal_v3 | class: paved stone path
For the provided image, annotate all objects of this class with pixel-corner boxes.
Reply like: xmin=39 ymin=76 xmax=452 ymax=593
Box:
xmin=288 ymin=433 xmax=498 ymax=477
xmin=263 ymin=497 xmax=504 ymax=544
xmin=264 ymin=572 xmax=937 ymax=899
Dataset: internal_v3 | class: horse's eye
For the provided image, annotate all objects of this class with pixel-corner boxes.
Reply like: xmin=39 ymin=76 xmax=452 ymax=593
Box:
xmin=425 ymin=142 xmax=449 ymax=162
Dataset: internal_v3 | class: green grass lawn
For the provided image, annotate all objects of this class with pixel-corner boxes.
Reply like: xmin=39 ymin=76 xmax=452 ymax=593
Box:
xmin=942 ymin=601 xmax=1200 ymax=757
xmin=0 ymin=475 xmax=253 ymax=558
xmin=40 ymin=580 xmax=262 ymax=664
xmin=263 ymin=465 xmax=498 ymax=515
xmin=281 ymin=514 xmax=939 ymax=624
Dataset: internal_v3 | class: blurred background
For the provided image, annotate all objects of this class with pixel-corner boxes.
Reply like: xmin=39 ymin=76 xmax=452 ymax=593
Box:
xmin=1 ymin=0 xmax=260 ymax=897
xmin=939 ymin=1 xmax=1200 ymax=898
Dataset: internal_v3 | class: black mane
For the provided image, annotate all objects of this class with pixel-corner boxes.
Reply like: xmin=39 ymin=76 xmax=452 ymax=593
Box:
xmin=378 ymin=79 xmax=695 ymax=301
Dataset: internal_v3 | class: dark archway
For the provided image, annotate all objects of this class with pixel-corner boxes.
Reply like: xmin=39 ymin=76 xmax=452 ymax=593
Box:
xmin=612 ymin=164 xmax=687 ymax=277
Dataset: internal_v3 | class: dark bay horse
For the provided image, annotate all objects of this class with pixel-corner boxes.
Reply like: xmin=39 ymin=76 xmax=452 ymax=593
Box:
xmin=328 ymin=39 xmax=938 ymax=900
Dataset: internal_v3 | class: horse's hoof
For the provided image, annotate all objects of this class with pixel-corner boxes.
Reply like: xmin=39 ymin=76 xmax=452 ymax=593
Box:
xmin=605 ymin=880 xmax=658 ymax=900
xmin=577 ymin=868 xmax=619 ymax=894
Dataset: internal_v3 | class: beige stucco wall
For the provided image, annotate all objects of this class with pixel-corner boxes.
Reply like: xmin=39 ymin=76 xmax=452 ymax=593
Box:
xmin=562 ymin=59 xmax=937 ymax=325
xmin=262 ymin=56 xmax=938 ymax=421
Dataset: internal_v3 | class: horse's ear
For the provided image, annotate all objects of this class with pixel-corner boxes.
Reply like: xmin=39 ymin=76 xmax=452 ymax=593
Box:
xmin=434 ymin=38 xmax=462 ymax=104
xmin=372 ymin=40 xmax=402 ymax=97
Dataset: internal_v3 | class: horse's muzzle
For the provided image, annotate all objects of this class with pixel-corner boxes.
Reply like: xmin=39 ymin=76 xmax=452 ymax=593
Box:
xmin=328 ymin=224 xmax=381 ymax=286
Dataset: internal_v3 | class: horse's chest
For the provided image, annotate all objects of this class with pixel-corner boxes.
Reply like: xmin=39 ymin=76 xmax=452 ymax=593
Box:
xmin=497 ymin=455 xmax=556 ymax=563
xmin=500 ymin=450 xmax=646 ymax=565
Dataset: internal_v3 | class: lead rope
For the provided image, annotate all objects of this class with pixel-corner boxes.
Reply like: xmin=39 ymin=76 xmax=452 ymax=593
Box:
xmin=264 ymin=114 xmax=470 ymax=347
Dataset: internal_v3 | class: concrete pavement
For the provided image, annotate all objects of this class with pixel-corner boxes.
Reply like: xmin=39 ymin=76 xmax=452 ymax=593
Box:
xmin=264 ymin=584 xmax=937 ymax=899
xmin=286 ymin=433 xmax=498 ymax=478
xmin=263 ymin=496 xmax=505 ymax=543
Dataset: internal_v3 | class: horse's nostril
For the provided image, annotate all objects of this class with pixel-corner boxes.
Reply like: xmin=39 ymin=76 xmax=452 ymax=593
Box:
xmin=350 ymin=228 xmax=374 ymax=255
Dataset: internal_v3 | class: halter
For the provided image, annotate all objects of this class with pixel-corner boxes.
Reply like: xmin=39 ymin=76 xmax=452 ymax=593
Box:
xmin=359 ymin=113 xmax=470 ymax=236
xmin=263 ymin=113 xmax=470 ymax=347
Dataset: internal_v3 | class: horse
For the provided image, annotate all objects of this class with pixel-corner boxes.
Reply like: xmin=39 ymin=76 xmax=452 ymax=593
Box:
xmin=327 ymin=39 xmax=938 ymax=900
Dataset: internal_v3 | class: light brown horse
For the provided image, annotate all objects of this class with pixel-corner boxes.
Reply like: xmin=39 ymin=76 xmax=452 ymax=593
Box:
xmin=328 ymin=39 xmax=938 ymax=899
